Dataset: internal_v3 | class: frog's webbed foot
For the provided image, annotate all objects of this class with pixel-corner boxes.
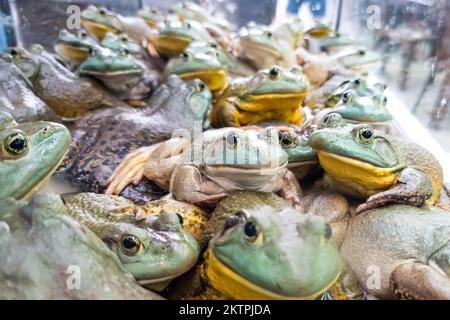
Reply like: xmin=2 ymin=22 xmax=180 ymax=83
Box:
xmin=170 ymin=165 xmax=228 ymax=208
xmin=105 ymin=145 xmax=159 ymax=195
xmin=390 ymin=262 xmax=450 ymax=300
xmin=278 ymin=170 xmax=305 ymax=213
xmin=356 ymin=168 xmax=432 ymax=213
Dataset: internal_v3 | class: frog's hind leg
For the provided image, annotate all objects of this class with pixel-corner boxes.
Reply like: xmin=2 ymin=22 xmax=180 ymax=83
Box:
xmin=390 ymin=261 xmax=450 ymax=300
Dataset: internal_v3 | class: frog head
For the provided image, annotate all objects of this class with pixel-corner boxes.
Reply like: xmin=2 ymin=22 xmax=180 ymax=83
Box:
xmin=81 ymin=5 xmax=124 ymax=40
xmin=101 ymin=32 xmax=145 ymax=58
xmin=206 ymin=205 xmax=341 ymax=299
xmin=171 ymin=1 xmax=230 ymax=31
xmin=54 ymin=29 xmax=99 ymax=66
xmin=0 ymin=112 xmax=71 ymax=200
xmin=337 ymin=49 xmax=380 ymax=69
xmin=164 ymin=44 xmax=227 ymax=92
xmin=149 ymin=19 xmax=212 ymax=57
xmin=5 ymin=47 xmax=40 ymax=84
xmin=138 ymin=6 xmax=166 ymax=28
xmin=195 ymin=128 xmax=288 ymax=191
xmin=185 ymin=78 xmax=213 ymax=121
xmin=309 ymin=113 xmax=404 ymax=191
xmin=332 ymin=85 xmax=392 ymax=123
xmin=237 ymin=66 xmax=309 ymax=112
xmin=319 ymin=33 xmax=354 ymax=52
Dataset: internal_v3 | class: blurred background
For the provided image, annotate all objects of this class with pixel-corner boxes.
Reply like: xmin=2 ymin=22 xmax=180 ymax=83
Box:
xmin=0 ymin=0 xmax=449 ymax=154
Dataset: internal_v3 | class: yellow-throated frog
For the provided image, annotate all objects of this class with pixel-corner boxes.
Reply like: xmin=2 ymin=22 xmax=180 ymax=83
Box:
xmin=210 ymin=66 xmax=309 ymax=127
xmin=168 ymin=191 xmax=341 ymax=299
xmin=54 ymin=29 xmax=99 ymax=69
xmin=0 ymin=112 xmax=70 ymax=200
xmin=106 ymin=127 xmax=304 ymax=210
xmin=57 ymin=75 xmax=212 ymax=203
xmin=308 ymin=113 xmax=443 ymax=212
xmin=79 ymin=46 xmax=157 ymax=106
xmin=138 ymin=5 xmax=166 ymax=28
xmin=63 ymin=192 xmax=199 ymax=291
xmin=6 ymin=45 xmax=127 ymax=118
xmin=0 ymin=194 xmax=162 ymax=299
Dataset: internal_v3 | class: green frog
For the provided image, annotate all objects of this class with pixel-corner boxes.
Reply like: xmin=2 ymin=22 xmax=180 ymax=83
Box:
xmin=164 ymin=44 xmax=227 ymax=93
xmin=6 ymin=45 xmax=126 ymax=118
xmin=0 ymin=194 xmax=162 ymax=299
xmin=138 ymin=6 xmax=166 ymax=28
xmin=210 ymin=66 xmax=309 ymax=127
xmin=63 ymin=192 xmax=199 ymax=290
xmin=79 ymin=46 xmax=157 ymax=106
xmin=54 ymin=29 xmax=99 ymax=68
xmin=339 ymin=204 xmax=450 ymax=299
xmin=233 ymin=23 xmax=297 ymax=70
xmin=308 ymin=113 xmax=443 ymax=212
xmin=149 ymin=19 xmax=213 ymax=57
xmin=0 ymin=55 xmax=57 ymax=122
xmin=81 ymin=5 xmax=125 ymax=40
xmin=0 ymin=112 xmax=70 ymax=200
xmin=57 ymin=75 xmax=211 ymax=204
xmin=168 ymin=191 xmax=342 ymax=299
xmin=105 ymin=127 xmax=304 ymax=210
xmin=171 ymin=1 xmax=231 ymax=49
xmin=318 ymin=33 xmax=355 ymax=53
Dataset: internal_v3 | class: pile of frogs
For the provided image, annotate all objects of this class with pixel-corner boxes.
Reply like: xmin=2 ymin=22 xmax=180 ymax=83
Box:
xmin=1 ymin=2 xmax=450 ymax=300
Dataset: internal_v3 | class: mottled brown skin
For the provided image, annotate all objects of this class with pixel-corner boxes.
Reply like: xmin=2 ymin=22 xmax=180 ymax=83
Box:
xmin=0 ymin=56 xmax=57 ymax=122
xmin=57 ymin=76 xmax=209 ymax=203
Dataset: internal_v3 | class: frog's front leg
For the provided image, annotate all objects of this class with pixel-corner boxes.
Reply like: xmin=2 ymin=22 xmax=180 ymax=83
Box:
xmin=356 ymin=168 xmax=433 ymax=213
xmin=390 ymin=262 xmax=450 ymax=300
xmin=211 ymin=100 xmax=240 ymax=128
xmin=277 ymin=169 xmax=304 ymax=212
xmin=170 ymin=165 xmax=228 ymax=208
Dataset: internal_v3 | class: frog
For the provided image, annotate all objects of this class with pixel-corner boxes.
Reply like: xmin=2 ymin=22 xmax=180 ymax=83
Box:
xmin=148 ymin=19 xmax=213 ymax=57
xmin=171 ymin=1 xmax=231 ymax=49
xmin=6 ymin=45 xmax=127 ymax=118
xmin=54 ymin=29 xmax=99 ymax=69
xmin=272 ymin=17 xmax=305 ymax=50
xmin=81 ymin=5 xmax=125 ymax=40
xmin=0 ymin=55 xmax=57 ymax=122
xmin=210 ymin=65 xmax=310 ymax=128
xmin=168 ymin=191 xmax=342 ymax=300
xmin=79 ymin=46 xmax=157 ymax=107
xmin=63 ymin=192 xmax=200 ymax=290
xmin=305 ymin=21 xmax=333 ymax=38
xmin=0 ymin=194 xmax=162 ymax=299
xmin=138 ymin=6 xmax=166 ymax=28
xmin=105 ymin=127 xmax=304 ymax=211
xmin=232 ymin=23 xmax=297 ymax=70
xmin=308 ymin=113 xmax=443 ymax=213
xmin=318 ymin=33 xmax=355 ymax=53
xmin=57 ymin=75 xmax=212 ymax=204
xmin=0 ymin=112 xmax=71 ymax=200
xmin=339 ymin=204 xmax=450 ymax=299
xmin=164 ymin=44 xmax=228 ymax=93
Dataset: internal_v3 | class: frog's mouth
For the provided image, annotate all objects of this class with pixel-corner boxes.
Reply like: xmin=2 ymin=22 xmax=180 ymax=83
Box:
xmin=178 ymin=69 xmax=227 ymax=92
xmin=80 ymin=69 xmax=142 ymax=77
xmin=206 ymin=160 xmax=288 ymax=172
xmin=54 ymin=43 xmax=90 ymax=62
xmin=150 ymin=34 xmax=192 ymax=56
xmin=239 ymin=38 xmax=281 ymax=58
xmin=204 ymin=248 xmax=340 ymax=300
xmin=80 ymin=19 xmax=121 ymax=39
xmin=317 ymin=151 xmax=404 ymax=190
xmin=238 ymin=92 xmax=308 ymax=112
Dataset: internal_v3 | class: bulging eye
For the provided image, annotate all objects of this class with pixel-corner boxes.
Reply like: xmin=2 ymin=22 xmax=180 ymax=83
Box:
xmin=269 ymin=66 xmax=280 ymax=80
xmin=358 ymin=49 xmax=366 ymax=56
xmin=186 ymin=23 xmax=191 ymax=29
xmin=88 ymin=47 xmax=96 ymax=57
xmin=357 ymin=127 xmax=374 ymax=144
xmin=119 ymin=48 xmax=130 ymax=56
xmin=225 ymin=132 xmax=239 ymax=148
xmin=382 ymin=96 xmax=387 ymax=105
xmin=195 ymin=81 xmax=206 ymax=92
xmin=323 ymin=112 xmax=342 ymax=126
xmin=121 ymin=235 xmax=141 ymax=255
xmin=279 ymin=133 xmax=296 ymax=148
xmin=208 ymin=43 xmax=218 ymax=49
xmin=353 ymin=78 xmax=361 ymax=87
xmin=244 ymin=220 xmax=263 ymax=244
xmin=78 ymin=31 xmax=87 ymax=39
xmin=8 ymin=48 xmax=18 ymax=58
xmin=120 ymin=35 xmax=128 ymax=42
xmin=99 ymin=8 xmax=107 ymax=15
xmin=264 ymin=31 xmax=272 ymax=38
xmin=342 ymin=91 xmax=352 ymax=103
xmin=180 ymin=51 xmax=191 ymax=61
xmin=176 ymin=213 xmax=184 ymax=225
xmin=4 ymin=133 xmax=28 ymax=156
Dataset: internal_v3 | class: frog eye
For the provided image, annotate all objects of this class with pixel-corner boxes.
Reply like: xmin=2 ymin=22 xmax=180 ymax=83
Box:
xmin=186 ymin=22 xmax=192 ymax=29
xmin=357 ymin=127 xmax=374 ymax=144
xmin=353 ymin=78 xmax=362 ymax=87
xmin=8 ymin=48 xmax=18 ymax=59
xmin=88 ymin=48 xmax=97 ymax=57
xmin=119 ymin=35 xmax=128 ymax=42
xmin=99 ymin=8 xmax=107 ymax=15
xmin=180 ymin=51 xmax=191 ymax=61
xmin=4 ymin=132 xmax=28 ymax=156
xmin=119 ymin=48 xmax=130 ymax=56
xmin=357 ymin=49 xmax=366 ymax=56
xmin=225 ymin=132 xmax=239 ymax=148
xmin=269 ymin=66 xmax=281 ymax=80
xmin=279 ymin=133 xmax=297 ymax=148
xmin=176 ymin=213 xmax=184 ymax=225
xmin=120 ymin=235 xmax=142 ymax=255
xmin=195 ymin=81 xmax=206 ymax=92
xmin=78 ymin=30 xmax=87 ymax=39
xmin=323 ymin=112 xmax=342 ymax=126
xmin=264 ymin=31 xmax=273 ymax=38
xmin=382 ymin=96 xmax=387 ymax=105
xmin=342 ymin=91 xmax=352 ymax=103
xmin=244 ymin=220 xmax=263 ymax=245
xmin=208 ymin=43 xmax=218 ymax=49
